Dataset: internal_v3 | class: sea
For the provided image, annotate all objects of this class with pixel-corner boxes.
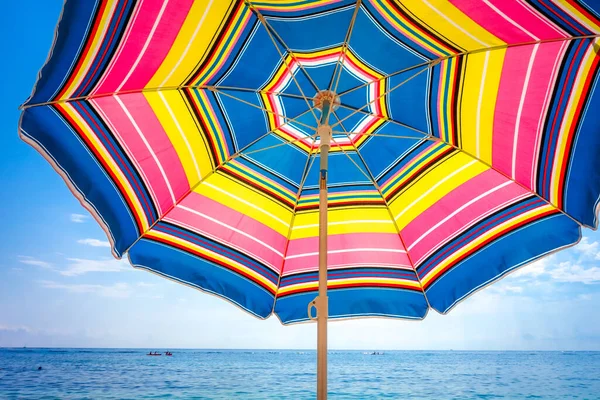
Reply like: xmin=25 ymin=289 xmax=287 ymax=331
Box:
xmin=1 ymin=349 xmax=599 ymax=399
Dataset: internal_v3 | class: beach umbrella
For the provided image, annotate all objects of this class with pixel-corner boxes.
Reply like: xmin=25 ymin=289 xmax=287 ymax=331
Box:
xmin=19 ymin=1 xmax=600 ymax=398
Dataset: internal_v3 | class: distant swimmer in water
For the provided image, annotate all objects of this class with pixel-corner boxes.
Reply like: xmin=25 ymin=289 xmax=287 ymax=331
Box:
xmin=37 ymin=366 xmax=42 ymax=370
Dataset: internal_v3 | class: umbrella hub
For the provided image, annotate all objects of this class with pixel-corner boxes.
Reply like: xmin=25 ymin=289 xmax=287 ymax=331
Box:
xmin=313 ymin=90 xmax=340 ymax=112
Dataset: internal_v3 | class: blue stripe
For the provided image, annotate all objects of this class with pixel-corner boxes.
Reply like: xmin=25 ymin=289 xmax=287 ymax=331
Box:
xmin=417 ymin=196 xmax=545 ymax=278
xmin=130 ymin=239 xmax=275 ymax=319
xmin=21 ymin=106 xmax=139 ymax=256
xmin=425 ymin=213 xmax=580 ymax=313
xmin=24 ymin=0 xmax=100 ymax=105
xmin=276 ymin=287 xmax=427 ymax=324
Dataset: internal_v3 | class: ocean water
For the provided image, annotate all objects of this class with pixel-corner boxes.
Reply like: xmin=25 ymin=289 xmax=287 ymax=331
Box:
xmin=1 ymin=349 xmax=599 ymax=399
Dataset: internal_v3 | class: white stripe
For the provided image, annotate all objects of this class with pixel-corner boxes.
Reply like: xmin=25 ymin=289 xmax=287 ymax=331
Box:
xmin=475 ymin=52 xmax=490 ymax=159
xmin=423 ymin=0 xmax=489 ymax=47
xmin=114 ymin=96 xmax=176 ymax=204
xmin=202 ymin=182 xmax=289 ymax=227
xmin=483 ymin=0 xmax=539 ymax=40
xmin=512 ymin=43 xmax=539 ymax=179
xmin=292 ymin=220 xmax=394 ymax=230
xmin=116 ymin=0 xmax=170 ymax=92
xmin=286 ymin=248 xmax=406 ymax=260
xmin=394 ymin=160 xmax=478 ymax=221
xmin=178 ymin=205 xmax=284 ymax=256
xmin=407 ymin=181 xmax=513 ymax=251
xmin=157 ymin=91 xmax=202 ymax=181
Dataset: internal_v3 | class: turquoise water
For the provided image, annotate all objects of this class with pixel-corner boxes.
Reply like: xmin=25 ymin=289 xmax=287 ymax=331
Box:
xmin=1 ymin=349 xmax=600 ymax=399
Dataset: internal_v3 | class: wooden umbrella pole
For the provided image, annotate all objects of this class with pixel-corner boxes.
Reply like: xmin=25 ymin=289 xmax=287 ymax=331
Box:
xmin=317 ymin=100 xmax=331 ymax=400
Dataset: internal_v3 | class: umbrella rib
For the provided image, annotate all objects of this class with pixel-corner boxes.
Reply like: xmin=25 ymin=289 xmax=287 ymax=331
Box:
xmin=337 ymin=33 xmax=600 ymax=98
xmin=270 ymin=141 xmax=318 ymax=314
xmin=328 ymin=0 xmax=362 ymax=93
xmin=336 ymin=103 xmax=431 ymax=137
xmin=20 ymin=85 xmax=308 ymax=109
xmin=240 ymin=131 xmax=319 ymax=157
xmin=331 ymin=112 xmax=432 ymax=306
xmin=247 ymin=3 xmax=321 ymax=123
xmin=332 ymin=131 xmax=436 ymax=141
xmin=121 ymin=107 xmax=316 ymax=255
xmin=211 ymin=87 xmax=316 ymax=131
xmin=332 ymin=63 xmax=435 ymax=128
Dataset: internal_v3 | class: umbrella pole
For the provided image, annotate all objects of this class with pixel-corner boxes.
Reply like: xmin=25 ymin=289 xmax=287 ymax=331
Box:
xmin=317 ymin=101 xmax=331 ymax=400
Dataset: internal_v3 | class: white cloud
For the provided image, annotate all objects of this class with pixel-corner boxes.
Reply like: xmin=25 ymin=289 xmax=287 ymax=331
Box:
xmin=39 ymin=280 xmax=132 ymax=298
xmin=17 ymin=256 xmax=52 ymax=269
xmin=77 ymin=238 xmax=110 ymax=248
xmin=70 ymin=213 xmax=89 ymax=223
xmin=136 ymin=282 xmax=156 ymax=288
xmin=501 ymin=285 xmax=524 ymax=294
xmin=60 ymin=258 xmax=130 ymax=276
xmin=512 ymin=256 xmax=552 ymax=278
xmin=578 ymin=294 xmax=593 ymax=301
xmin=574 ymin=238 xmax=599 ymax=259
xmin=546 ymin=262 xmax=600 ymax=285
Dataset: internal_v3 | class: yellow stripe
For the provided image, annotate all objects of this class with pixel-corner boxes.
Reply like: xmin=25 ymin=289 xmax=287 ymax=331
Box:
xmin=197 ymin=173 xmax=293 ymax=235
xmin=291 ymin=207 xmax=397 ymax=239
xmin=404 ymin=0 xmax=504 ymax=51
xmin=390 ymin=153 xmax=488 ymax=230
xmin=147 ymin=0 xmax=235 ymax=88
xmin=143 ymin=90 xmax=214 ymax=186
xmin=459 ymin=49 xmax=505 ymax=164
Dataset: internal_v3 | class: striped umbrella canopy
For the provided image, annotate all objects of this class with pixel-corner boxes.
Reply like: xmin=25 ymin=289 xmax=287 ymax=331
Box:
xmin=20 ymin=1 xmax=600 ymax=398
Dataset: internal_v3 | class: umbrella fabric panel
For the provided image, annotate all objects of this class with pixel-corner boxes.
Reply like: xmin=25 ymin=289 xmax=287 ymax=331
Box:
xmin=19 ymin=0 xmax=600 ymax=324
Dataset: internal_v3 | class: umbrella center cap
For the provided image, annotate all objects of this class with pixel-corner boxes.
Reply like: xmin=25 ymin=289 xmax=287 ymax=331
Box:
xmin=313 ymin=90 xmax=340 ymax=111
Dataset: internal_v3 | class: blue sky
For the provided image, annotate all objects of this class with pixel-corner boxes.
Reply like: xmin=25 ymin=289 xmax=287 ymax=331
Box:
xmin=1 ymin=1 xmax=600 ymax=350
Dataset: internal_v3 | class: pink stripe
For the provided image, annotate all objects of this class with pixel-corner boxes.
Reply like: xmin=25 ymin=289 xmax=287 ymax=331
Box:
xmin=119 ymin=93 xmax=189 ymax=198
xmin=514 ymin=42 xmax=566 ymax=189
xmin=491 ymin=45 xmax=533 ymax=177
xmin=450 ymin=0 xmax=566 ymax=43
xmin=94 ymin=0 xmax=194 ymax=94
xmin=93 ymin=94 xmax=188 ymax=214
xmin=401 ymin=170 xmax=528 ymax=265
xmin=283 ymin=233 xmax=411 ymax=275
xmin=168 ymin=192 xmax=287 ymax=272
xmin=491 ymin=43 xmax=566 ymax=186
